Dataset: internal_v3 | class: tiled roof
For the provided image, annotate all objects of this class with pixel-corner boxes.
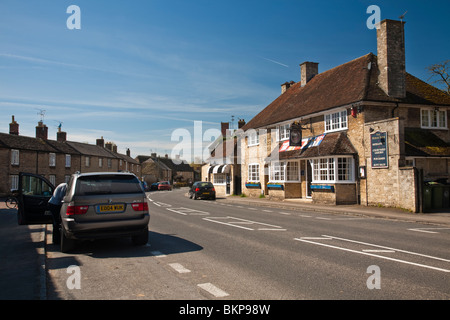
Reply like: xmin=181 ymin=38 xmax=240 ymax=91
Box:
xmin=242 ymin=53 xmax=450 ymax=131
xmin=405 ymin=127 xmax=450 ymax=157
xmin=66 ymin=141 xmax=118 ymax=158
xmin=0 ymin=132 xmax=59 ymax=153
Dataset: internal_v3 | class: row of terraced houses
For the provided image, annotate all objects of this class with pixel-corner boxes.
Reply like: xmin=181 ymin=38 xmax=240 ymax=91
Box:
xmin=202 ymin=19 xmax=450 ymax=213
xmin=0 ymin=118 xmax=140 ymax=196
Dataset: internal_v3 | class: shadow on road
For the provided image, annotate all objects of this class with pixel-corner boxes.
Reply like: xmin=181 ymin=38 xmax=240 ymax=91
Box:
xmin=45 ymin=229 xmax=203 ymax=259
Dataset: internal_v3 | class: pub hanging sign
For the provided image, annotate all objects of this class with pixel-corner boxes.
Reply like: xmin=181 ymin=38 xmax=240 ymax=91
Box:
xmin=370 ymin=131 xmax=388 ymax=168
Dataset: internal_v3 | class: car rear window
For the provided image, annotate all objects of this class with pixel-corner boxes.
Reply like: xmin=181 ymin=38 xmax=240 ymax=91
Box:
xmin=197 ymin=182 xmax=213 ymax=187
xmin=75 ymin=175 xmax=143 ymax=196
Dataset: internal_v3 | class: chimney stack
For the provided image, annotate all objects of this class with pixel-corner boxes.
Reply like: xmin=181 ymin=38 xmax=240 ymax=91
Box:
xmin=377 ymin=19 xmax=406 ymax=98
xmin=221 ymin=122 xmax=229 ymax=137
xmin=57 ymin=131 xmax=67 ymax=142
xmin=126 ymin=148 xmax=131 ymax=157
xmin=300 ymin=62 xmax=319 ymax=86
xmin=36 ymin=121 xmax=48 ymax=140
xmin=281 ymin=81 xmax=296 ymax=94
xmin=96 ymin=136 xmax=105 ymax=148
xmin=9 ymin=116 xmax=19 ymax=135
xmin=238 ymin=118 xmax=246 ymax=129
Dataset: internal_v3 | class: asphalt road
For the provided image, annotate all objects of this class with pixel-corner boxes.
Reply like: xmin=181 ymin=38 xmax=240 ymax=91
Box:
xmin=41 ymin=188 xmax=450 ymax=300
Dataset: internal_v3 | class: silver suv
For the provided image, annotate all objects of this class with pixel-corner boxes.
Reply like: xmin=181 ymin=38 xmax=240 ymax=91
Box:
xmin=59 ymin=172 xmax=150 ymax=252
xmin=17 ymin=172 xmax=149 ymax=253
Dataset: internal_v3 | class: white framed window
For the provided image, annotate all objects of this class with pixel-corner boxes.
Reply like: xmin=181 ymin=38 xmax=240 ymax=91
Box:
xmin=49 ymin=153 xmax=56 ymax=167
xmin=107 ymin=158 xmax=112 ymax=168
xmin=325 ymin=109 xmax=347 ymax=132
xmin=248 ymin=164 xmax=260 ymax=182
xmin=286 ymin=161 xmax=300 ymax=182
xmin=99 ymin=158 xmax=103 ymax=168
xmin=421 ymin=108 xmax=447 ymax=129
xmin=269 ymin=161 xmax=300 ymax=182
xmin=65 ymin=175 xmax=71 ymax=183
xmin=277 ymin=124 xmax=290 ymax=141
xmin=248 ymin=130 xmax=259 ymax=146
xmin=214 ymin=173 xmax=226 ymax=184
xmin=310 ymin=157 xmax=354 ymax=183
xmin=65 ymin=154 xmax=71 ymax=168
xmin=11 ymin=149 xmax=19 ymax=165
xmin=10 ymin=175 xmax=19 ymax=191
xmin=85 ymin=156 xmax=90 ymax=167
xmin=49 ymin=175 xmax=56 ymax=186
xmin=270 ymin=161 xmax=285 ymax=182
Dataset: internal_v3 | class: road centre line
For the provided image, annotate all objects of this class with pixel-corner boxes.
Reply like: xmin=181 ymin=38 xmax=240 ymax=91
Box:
xmin=197 ymin=283 xmax=229 ymax=298
xmin=295 ymin=235 xmax=450 ymax=273
xmin=169 ymin=263 xmax=191 ymax=274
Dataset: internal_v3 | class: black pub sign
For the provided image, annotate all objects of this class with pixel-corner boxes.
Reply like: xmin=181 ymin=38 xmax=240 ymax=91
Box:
xmin=371 ymin=131 xmax=388 ymax=168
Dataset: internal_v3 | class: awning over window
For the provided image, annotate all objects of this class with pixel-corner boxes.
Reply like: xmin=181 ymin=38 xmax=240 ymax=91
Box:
xmin=208 ymin=164 xmax=231 ymax=174
xmin=266 ymin=132 xmax=357 ymax=161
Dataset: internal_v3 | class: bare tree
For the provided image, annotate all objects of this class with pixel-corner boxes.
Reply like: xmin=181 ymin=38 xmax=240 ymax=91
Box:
xmin=427 ymin=60 xmax=450 ymax=94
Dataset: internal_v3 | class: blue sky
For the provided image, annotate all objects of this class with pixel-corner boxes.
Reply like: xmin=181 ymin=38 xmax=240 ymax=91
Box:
xmin=1 ymin=0 xmax=449 ymax=160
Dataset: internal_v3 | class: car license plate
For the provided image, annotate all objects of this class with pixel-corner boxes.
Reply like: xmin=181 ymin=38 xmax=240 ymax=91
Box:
xmin=98 ymin=204 xmax=125 ymax=213
xmin=203 ymin=192 xmax=209 ymax=195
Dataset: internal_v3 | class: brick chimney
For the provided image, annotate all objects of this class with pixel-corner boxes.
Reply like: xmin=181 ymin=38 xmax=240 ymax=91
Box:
xmin=221 ymin=122 xmax=229 ymax=137
xmin=126 ymin=148 xmax=131 ymax=157
xmin=300 ymin=62 xmax=319 ymax=86
xmin=36 ymin=121 xmax=48 ymax=140
xmin=238 ymin=118 xmax=246 ymax=129
xmin=377 ymin=19 xmax=406 ymax=99
xmin=96 ymin=136 xmax=105 ymax=148
xmin=57 ymin=131 xmax=67 ymax=142
xmin=9 ymin=116 xmax=19 ymax=135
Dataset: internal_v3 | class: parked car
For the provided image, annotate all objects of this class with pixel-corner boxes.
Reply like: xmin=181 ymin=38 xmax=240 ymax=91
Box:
xmin=17 ymin=172 xmax=150 ymax=253
xmin=158 ymin=181 xmax=172 ymax=191
xmin=189 ymin=181 xmax=216 ymax=200
xmin=150 ymin=182 xmax=160 ymax=191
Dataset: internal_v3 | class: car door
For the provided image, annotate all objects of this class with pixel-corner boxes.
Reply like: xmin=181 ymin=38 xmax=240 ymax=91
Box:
xmin=17 ymin=172 xmax=55 ymax=225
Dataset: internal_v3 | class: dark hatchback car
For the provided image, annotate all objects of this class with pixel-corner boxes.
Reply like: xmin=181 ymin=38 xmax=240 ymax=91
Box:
xmin=189 ymin=181 xmax=216 ymax=200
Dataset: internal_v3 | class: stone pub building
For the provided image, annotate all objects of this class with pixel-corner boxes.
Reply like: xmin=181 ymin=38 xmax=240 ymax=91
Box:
xmin=239 ymin=19 xmax=450 ymax=212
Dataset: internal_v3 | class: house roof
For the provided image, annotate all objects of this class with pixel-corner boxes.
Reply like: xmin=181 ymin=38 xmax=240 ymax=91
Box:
xmin=66 ymin=141 xmax=118 ymax=158
xmin=0 ymin=132 xmax=62 ymax=153
xmin=405 ymin=128 xmax=450 ymax=157
xmin=242 ymin=53 xmax=450 ymax=131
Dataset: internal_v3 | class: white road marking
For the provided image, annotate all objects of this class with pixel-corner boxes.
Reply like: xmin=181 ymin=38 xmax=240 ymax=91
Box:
xmin=167 ymin=207 xmax=210 ymax=216
xmin=150 ymin=251 xmax=166 ymax=258
xmin=295 ymin=235 xmax=450 ymax=273
xmin=408 ymin=227 xmax=450 ymax=234
xmin=197 ymin=283 xmax=229 ymax=298
xmin=203 ymin=216 xmax=286 ymax=231
xmin=169 ymin=263 xmax=191 ymax=274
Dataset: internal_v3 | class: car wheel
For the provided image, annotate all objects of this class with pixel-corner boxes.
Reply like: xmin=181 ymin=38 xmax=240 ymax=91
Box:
xmin=189 ymin=193 xmax=193 ymax=199
xmin=132 ymin=228 xmax=148 ymax=246
xmin=60 ymin=226 xmax=75 ymax=253
xmin=193 ymin=193 xmax=198 ymax=200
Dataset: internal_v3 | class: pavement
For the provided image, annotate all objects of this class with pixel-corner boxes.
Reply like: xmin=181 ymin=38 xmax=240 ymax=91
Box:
xmin=220 ymin=195 xmax=450 ymax=227
xmin=0 ymin=202 xmax=46 ymax=300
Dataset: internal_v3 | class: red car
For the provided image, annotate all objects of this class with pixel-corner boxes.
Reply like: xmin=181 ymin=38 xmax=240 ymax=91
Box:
xmin=158 ymin=181 xmax=172 ymax=191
